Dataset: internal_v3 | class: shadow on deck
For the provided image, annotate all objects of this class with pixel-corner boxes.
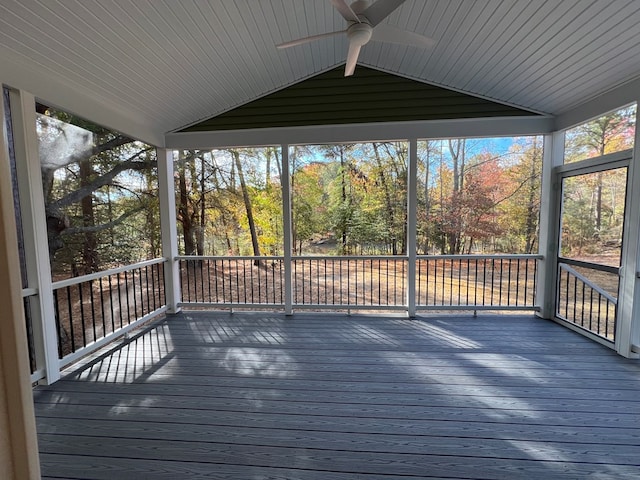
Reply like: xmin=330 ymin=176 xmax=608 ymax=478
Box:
xmin=33 ymin=312 xmax=640 ymax=479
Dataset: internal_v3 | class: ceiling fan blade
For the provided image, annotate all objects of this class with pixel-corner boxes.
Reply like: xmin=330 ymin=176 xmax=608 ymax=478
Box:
xmin=362 ymin=0 xmax=406 ymax=26
xmin=344 ymin=42 xmax=362 ymax=76
xmin=371 ymin=23 xmax=435 ymax=48
xmin=331 ymin=0 xmax=361 ymax=23
xmin=276 ymin=30 xmax=344 ymax=49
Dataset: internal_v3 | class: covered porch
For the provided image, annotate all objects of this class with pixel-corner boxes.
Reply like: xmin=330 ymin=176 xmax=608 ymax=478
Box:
xmin=34 ymin=311 xmax=640 ymax=479
xmin=2 ymin=1 xmax=640 ymax=478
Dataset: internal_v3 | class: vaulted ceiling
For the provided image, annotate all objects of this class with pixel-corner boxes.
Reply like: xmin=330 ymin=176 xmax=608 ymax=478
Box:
xmin=1 ymin=0 xmax=640 ymax=144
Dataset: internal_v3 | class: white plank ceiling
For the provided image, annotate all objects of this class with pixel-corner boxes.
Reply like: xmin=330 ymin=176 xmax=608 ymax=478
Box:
xmin=1 ymin=0 xmax=640 ymax=141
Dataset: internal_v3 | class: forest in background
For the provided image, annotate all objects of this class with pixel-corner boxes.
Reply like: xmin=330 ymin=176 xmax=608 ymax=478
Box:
xmin=560 ymin=104 xmax=636 ymax=265
xmin=175 ymin=138 xmax=542 ymax=258
xmin=27 ymin=103 xmax=635 ymax=281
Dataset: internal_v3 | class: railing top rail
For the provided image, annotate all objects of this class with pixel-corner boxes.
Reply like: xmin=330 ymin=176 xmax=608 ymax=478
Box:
xmin=417 ymin=254 xmax=543 ymax=260
xmin=177 ymin=255 xmax=284 ymax=261
xmin=52 ymin=257 xmax=167 ymax=290
xmin=558 ymin=257 xmax=619 ymax=275
xmin=293 ymin=255 xmax=407 ymax=261
xmin=559 ymin=263 xmax=618 ymax=304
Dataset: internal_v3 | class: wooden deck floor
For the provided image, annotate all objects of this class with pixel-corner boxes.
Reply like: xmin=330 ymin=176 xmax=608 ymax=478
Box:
xmin=33 ymin=312 xmax=640 ymax=479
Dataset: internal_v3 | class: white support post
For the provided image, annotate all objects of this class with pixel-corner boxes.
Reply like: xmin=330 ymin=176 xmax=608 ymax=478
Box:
xmin=616 ymin=105 xmax=640 ymax=358
xmin=536 ymin=131 xmax=564 ymax=320
xmin=1 ymin=84 xmax=42 ymax=480
xmin=9 ymin=89 xmax=60 ymax=384
xmin=407 ymin=138 xmax=418 ymax=318
xmin=281 ymin=144 xmax=293 ymax=315
xmin=157 ymin=148 xmax=181 ymax=313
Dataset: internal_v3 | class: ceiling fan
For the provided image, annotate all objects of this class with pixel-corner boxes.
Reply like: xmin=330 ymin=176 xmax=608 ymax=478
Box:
xmin=277 ymin=0 xmax=434 ymax=77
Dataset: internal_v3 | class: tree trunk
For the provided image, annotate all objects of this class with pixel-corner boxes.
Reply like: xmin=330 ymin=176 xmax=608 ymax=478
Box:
xmin=525 ymin=138 xmax=539 ymax=253
xmin=232 ymin=150 xmax=261 ymax=263
xmin=177 ymin=158 xmax=196 ymax=255
xmin=595 ymin=171 xmax=603 ymax=238
xmin=423 ymin=146 xmax=431 ymax=254
xmin=197 ymin=154 xmax=206 ymax=255
xmin=340 ymin=147 xmax=348 ymax=254
xmin=79 ymin=160 xmax=99 ymax=273
xmin=373 ymin=143 xmax=397 ymax=255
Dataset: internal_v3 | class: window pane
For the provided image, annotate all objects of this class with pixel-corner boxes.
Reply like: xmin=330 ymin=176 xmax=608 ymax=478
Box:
xmin=560 ymin=168 xmax=627 ymax=267
xmin=290 ymin=142 xmax=407 ymax=255
xmin=564 ymin=104 xmax=636 ymax=164
xmin=417 ymin=136 xmax=543 ymax=254
xmin=174 ymin=148 xmax=283 ymax=256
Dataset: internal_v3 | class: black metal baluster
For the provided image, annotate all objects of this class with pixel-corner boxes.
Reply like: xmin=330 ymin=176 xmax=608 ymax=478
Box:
xmin=324 ymin=258 xmax=328 ymax=306
xmin=562 ymin=269 xmax=568 ymax=318
xmin=206 ymin=260 xmax=212 ymax=303
xmin=465 ymin=258 xmax=470 ymax=305
xmin=124 ymin=271 xmax=131 ymax=325
xmin=150 ymin=266 xmax=157 ymax=311
xmin=392 ymin=259 xmax=396 ymax=305
xmin=449 ymin=258 xmax=453 ymax=306
xmin=474 ymin=259 xmax=478 ymax=306
xmin=107 ymin=274 xmax=115 ymax=332
xmin=89 ymin=280 xmax=97 ymax=342
xmin=532 ymin=259 xmax=538 ymax=305
xmin=117 ymin=273 xmax=124 ymax=329
xmin=78 ymin=283 xmax=87 ymax=348
xmin=317 ymin=259 xmax=321 ymax=305
xmin=589 ymin=288 xmax=594 ymax=332
xmin=234 ymin=258 xmax=240 ymax=304
xmin=66 ymin=286 xmax=76 ymax=353
xmin=145 ymin=265 xmax=151 ymax=312
xmin=214 ymin=259 xmax=220 ymax=303
xmin=308 ymin=259 xmax=312 ymax=304
xmin=185 ymin=260 xmax=191 ymax=302
xmin=496 ymin=259 xmax=503 ymax=306
xmin=597 ymin=293 xmax=602 ymax=335
xmin=573 ymin=275 xmax=579 ymax=323
xmin=507 ymin=259 xmax=512 ymax=305
xmin=355 ymin=259 xmax=358 ymax=306
xmin=131 ymin=269 xmax=139 ymax=319
xmin=580 ymin=281 xmax=586 ymax=327
xmin=53 ymin=290 xmax=63 ymax=358
xmin=302 ymin=259 xmax=306 ymax=304
xmin=99 ymin=277 xmax=106 ymax=335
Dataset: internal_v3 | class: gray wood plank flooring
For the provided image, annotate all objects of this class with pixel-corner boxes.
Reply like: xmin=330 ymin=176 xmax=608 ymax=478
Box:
xmin=34 ymin=312 xmax=640 ymax=479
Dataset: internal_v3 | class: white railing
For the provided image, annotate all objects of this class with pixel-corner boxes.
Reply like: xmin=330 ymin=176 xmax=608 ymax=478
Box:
xmin=178 ymin=254 xmax=542 ymax=313
xmin=51 ymin=258 xmax=168 ymax=369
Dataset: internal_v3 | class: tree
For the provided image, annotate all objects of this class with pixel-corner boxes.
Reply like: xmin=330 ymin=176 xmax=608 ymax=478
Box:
xmin=565 ymin=106 xmax=635 ymax=239
xmin=38 ymin=107 xmax=158 ymax=276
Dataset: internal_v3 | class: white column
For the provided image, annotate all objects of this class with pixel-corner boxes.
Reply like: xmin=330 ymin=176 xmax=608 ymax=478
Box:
xmin=281 ymin=145 xmax=293 ymax=315
xmin=9 ymin=90 xmax=60 ymax=384
xmin=157 ymin=148 xmax=182 ymax=313
xmin=406 ymin=139 xmax=418 ymax=317
xmin=1 ymin=86 xmax=42 ymax=479
xmin=536 ymin=131 xmax=564 ymax=319
xmin=616 ymin=106 xmax=640 ymax=358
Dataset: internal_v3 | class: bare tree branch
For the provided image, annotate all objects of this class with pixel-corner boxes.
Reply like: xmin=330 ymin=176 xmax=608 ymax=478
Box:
xmin=51 ymin=148 xmax=154 ymax=209
xmin=61 ymin=206 xmax=145 ymax=235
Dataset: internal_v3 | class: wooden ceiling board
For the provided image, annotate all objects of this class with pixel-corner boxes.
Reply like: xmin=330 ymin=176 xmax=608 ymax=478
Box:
xmin=1 ymin=0 xmax=639 ymax=140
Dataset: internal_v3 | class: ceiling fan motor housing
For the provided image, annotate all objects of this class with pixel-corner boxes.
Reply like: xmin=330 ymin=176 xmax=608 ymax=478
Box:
xmin=347 ymin=22 xmax=373 ymax=46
